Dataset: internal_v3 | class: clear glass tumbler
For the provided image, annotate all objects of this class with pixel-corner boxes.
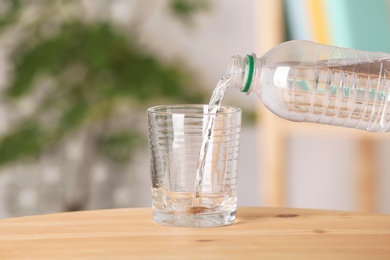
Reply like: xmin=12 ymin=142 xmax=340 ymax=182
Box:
xmin=147 ymin=105 xmax=241 ymax=227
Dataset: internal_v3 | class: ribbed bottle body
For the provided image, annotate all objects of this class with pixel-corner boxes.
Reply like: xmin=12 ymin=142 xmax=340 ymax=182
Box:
xmin=250 ymin=41 xmax=390 ymax=132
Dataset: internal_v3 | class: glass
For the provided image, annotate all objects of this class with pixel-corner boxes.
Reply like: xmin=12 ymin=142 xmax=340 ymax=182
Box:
xmin=147 ymin=105 xmax=241 ymax=227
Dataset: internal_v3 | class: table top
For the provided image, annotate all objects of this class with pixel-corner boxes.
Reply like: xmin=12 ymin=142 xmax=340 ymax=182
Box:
xmin=1 ymin=207 xmax=389 ymax=259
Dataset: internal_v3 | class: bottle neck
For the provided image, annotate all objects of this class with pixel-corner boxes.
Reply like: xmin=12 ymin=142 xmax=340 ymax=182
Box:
xmin=226 ymin=54 xmax=256 ymax=93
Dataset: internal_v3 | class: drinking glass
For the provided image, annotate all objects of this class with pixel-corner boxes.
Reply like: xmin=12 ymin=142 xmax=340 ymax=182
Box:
xmin=147 ymin=105 xmax=241 ymax=227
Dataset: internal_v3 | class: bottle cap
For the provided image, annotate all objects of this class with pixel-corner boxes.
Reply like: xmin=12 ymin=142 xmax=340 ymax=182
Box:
xmin=242 ymin=54 xmax=254 ymax=92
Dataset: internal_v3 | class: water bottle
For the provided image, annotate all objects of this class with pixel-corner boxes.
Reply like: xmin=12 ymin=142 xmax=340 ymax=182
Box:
xmin=227 ymin=40 xmax=390 ymax=132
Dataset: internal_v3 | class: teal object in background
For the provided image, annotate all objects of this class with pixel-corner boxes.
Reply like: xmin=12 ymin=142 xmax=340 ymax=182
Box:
xmin=324 ymin=0 xmax=390 ymax=52
xmin=285 ymin=0 xmax=390 ymax=52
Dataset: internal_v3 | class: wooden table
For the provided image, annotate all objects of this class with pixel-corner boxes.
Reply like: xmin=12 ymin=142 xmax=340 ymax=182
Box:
xmin=1 ymin=207 xmax=389 ymax=259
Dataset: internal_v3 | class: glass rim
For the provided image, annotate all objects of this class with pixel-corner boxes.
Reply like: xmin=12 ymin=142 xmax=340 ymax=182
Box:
xmin=147 ymin=104 xmax=241 ymax=116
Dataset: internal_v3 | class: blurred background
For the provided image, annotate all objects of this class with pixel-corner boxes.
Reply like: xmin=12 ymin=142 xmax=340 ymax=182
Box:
xmin=0 ymin=0 xmax=389 ymax=218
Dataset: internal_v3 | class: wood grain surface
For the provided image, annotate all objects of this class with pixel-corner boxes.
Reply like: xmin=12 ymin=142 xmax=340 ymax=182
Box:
xmin=1 ymin=207 xmax=389 ymax=259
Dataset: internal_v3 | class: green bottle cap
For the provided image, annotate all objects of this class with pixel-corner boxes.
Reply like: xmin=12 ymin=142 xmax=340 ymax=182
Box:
xmin=242 ymin=54 xmax=254 ymax=92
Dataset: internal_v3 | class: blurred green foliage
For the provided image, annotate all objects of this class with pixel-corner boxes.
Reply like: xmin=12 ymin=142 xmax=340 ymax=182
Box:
xmin=169 ymin=0 xmax=210 ymax=24
xmin=0 ymin=0 xmax=207 ymax=166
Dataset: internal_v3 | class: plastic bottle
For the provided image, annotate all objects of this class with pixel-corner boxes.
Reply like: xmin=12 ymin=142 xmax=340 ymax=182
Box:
xmin=227 ymin=40 xmax=390 ymax=132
